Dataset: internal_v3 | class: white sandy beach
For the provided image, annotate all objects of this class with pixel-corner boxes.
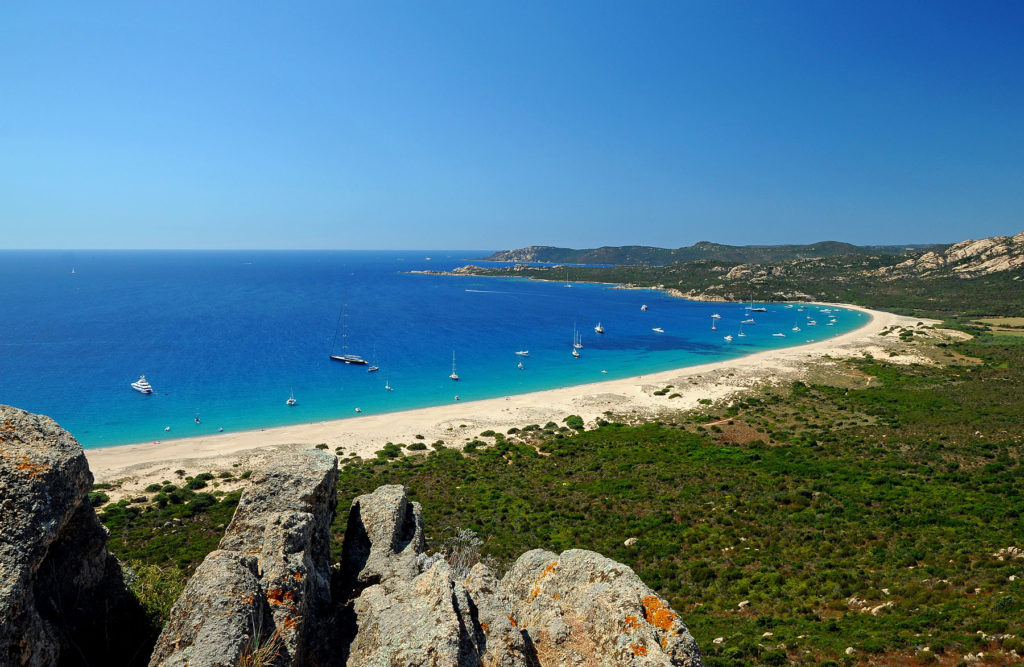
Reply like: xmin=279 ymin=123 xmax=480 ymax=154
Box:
xmin=86 ymin=305 xmax=942 ymax=487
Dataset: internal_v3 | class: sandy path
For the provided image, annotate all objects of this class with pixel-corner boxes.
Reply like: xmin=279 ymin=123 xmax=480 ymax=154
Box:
xmin=86 ymin=305 xmax=930 ymax=485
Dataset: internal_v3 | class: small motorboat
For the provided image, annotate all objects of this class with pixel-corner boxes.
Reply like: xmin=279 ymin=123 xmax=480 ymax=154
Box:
xmin=652 ymin=327 xmax=664 ymax=333
xmin=131 ymin=375 xmax=153 ymax=394
xmin=515 ymin=350 xmax=529 ymax=357
xmin=723 ymin=334 xmax=734 ymax=342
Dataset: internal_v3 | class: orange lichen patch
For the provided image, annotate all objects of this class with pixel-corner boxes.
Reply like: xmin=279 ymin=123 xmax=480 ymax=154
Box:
xmin=283 ymin=615 xmax=298 ymax=631
xmin=631 ymin=643 xmax=647 ymax=656
xmin=623 ymin=615 xmax=642 ymax=630
xmin=266 ymin=589 xmax=295 ymax=606
xmin=642 ymin=595 xmax=677 ymax=631
xmin=529 ymin=587 xmax=541 ymax=602
xmin=242 ymin=593 xmax=255 ymax=605
xmin=15 ymin=456 xmax=49 ymax=481
xmin=553 ymin=593 xmax=561 ymax=600
xmin=293 ymin=572 xmax=304 ymax=580
xmin=540 ymin=561 xmax=559 ymax=579
xmin=507 ymin=614 xmax=517 ymax=628
xmin=480 ymin=623 xmax=489 ymax=632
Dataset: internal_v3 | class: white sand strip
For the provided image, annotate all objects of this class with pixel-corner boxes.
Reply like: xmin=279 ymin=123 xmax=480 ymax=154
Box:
xmin=86 ymin=305 xmax=931 ymax=484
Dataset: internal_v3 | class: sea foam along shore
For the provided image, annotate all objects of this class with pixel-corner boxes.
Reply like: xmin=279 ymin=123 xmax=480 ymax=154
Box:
xmin=85 ymin=305 xmax=931 ymax=486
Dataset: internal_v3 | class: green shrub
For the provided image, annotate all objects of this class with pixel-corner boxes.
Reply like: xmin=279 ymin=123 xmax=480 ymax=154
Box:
xmin=185 ymin=479 xmax=207 ymax=490
xmin=144 ymin=483 xmax=163 ymax=493
xmin=88 ymin=491 xmax=109 ymax=507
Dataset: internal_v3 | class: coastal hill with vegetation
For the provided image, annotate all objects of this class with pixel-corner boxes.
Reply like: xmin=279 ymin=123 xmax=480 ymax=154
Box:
xmin=464 ymin=231 xmax=1024 ymax=320
xmin=480 ymin=241 xmax=938 ymax=266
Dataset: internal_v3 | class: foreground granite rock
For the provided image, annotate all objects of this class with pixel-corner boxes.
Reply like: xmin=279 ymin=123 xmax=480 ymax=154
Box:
xmin=502 ymin=549 xmax=703 ymax=666
xmin=150 ymin=449 xmax=337 ymax=667
xmin=339 ymin=485 xmax=701 ymax=667
xmin=0 ymin=405 xmax=132 ymax=667
xmin=340 ymin=484 xmax=426 ymax=595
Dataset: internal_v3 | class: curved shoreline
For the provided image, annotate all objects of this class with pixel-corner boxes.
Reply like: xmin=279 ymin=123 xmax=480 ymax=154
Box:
xmin=86 ymin=304 xmax=934 ymax=483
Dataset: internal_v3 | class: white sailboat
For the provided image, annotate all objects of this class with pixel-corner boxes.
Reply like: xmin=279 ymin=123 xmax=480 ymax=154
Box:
xmin=517 ymin=361 xmax=524 ymax=370
xmin=571 ymin=326 xmax=580 ymax=357
xmin=286 ymin=389 xmax=297 ymax=406
xmin=367 ymin=344 xmax=380 ymax=372
xmin=329 ymin=302 xmax=368 ymax=365
xmin=594 ymin=322 xmax=604 ymax=334
xmin=564 ymin=270 xmax=572 ymax=287
xmin=574 ymin=325 xmax=583 ymax=350
xmin=385 ymin=379 xmax=393 ymax=391
xmin=449 ymin=351 xmax=459 ymax=381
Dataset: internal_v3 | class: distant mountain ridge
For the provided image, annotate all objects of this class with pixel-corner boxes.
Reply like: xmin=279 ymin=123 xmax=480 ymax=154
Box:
xmin=483 ymin=241 xmax=938 ymax=266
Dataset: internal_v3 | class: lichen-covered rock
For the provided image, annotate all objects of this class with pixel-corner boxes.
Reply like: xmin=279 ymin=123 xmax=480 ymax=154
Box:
xmin=150 ymin=449 xmax=337 ymax=667
xmin=341 ymin=484 xmax=426 ymax=594
xmin=0 ymin=405 xmax=128 ymax=667
xmin=500 ymin=549 xmax=703 ymax=666
xmin=464 ymin=563 xmax=534 ymax=666
xmin=146 ymin=551 xmax=269 ymax=667
xmin=346 ymin=560 xmax=532 ymax=667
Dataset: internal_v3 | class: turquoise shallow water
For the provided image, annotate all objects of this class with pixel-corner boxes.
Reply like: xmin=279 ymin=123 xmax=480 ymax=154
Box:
xmin=0 ymin=251 xmax=867 ymax=448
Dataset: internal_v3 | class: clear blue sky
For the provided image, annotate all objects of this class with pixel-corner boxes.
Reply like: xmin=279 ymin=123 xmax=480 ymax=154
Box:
xmin=1 ymin=1 xmax=1022 ymax=250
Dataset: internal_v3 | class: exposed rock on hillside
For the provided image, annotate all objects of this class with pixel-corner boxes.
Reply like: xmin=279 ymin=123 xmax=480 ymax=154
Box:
xmin=340 ymin=485 xmax=703 ymax=666
xmin=341 ymin=484 xmax=425 ymax=595
xmin=502 ymin=549 xmax=702 ymax=665
xmin=877 ymin=231 xmax=1024 ymax=278
xmin=0 ymin=405 xmax=131 ymax=667
xmin=150 ymin=449 xmax=337 ymax=667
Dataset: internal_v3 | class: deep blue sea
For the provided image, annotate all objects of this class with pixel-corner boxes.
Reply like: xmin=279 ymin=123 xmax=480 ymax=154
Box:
xmin=0 ymin=251 xmax=867 ymax=449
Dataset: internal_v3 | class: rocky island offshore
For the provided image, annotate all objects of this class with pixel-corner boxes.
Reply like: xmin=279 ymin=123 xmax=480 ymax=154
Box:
xmin=0 ymin=404 xmax=703 ymax=666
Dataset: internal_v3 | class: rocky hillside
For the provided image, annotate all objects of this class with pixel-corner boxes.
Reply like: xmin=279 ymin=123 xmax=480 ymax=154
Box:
xmin=0 ymin=405 xmax=703 ymax=667
xmin=875 ymin=231 xmax=1024 ymax=278
xmin=482 ymin=241 xmax=933 ymax=266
